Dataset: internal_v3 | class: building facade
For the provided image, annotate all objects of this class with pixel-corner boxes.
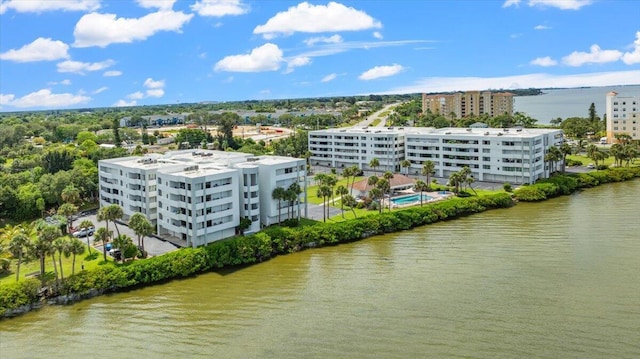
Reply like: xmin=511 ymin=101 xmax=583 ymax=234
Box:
xmin=309 ymin=127 xmax=563 ymax=184
xmin=422 ymin=91 xmax=514 ymax=119
xmin=98 ymin=150 xmax=306 ymax=247
xmin=605 ymin=91 xmax=640 ymax=143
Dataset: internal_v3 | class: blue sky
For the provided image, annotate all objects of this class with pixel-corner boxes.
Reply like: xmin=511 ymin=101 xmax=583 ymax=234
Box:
xmin=0 ymin=0 xmax=639 ymax=111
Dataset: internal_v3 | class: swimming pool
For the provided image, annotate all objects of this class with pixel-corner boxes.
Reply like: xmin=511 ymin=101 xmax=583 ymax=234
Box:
xmin=391 ymin=194 xmax=433 ymax=205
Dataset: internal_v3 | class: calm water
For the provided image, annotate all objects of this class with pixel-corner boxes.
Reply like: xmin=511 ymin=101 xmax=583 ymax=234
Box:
xmin=514 ymin=85 xmax=640 ymax=123
xmin=1 ymin=181 xmax=639 ymax=358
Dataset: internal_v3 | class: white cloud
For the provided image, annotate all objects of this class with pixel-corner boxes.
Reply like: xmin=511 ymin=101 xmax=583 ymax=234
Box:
xmin=145 ymin=88 xmax=165 ymax=98
xmin=562 ymin=44 xmax=622 ymax=66
xmin=534 ymin=25 xmax=551 ymax=30
xmin=254 ymin=2 xmax=382 ymax=39
xmin=0 ymin=89 xmax=90 ymax=108
xmin=503 ymin=0 xmax=592 ymax=9
xmin=622 ymin=31 xmax=640 ymax=65
xmin=113 ymin=99 xmax=137 ymax=107
xmin=93 ymin=86 xmax=108 ymax=94
xmin=303 ymin=34 xmax=343 ymax=46
xmin=321 ymin=73 xmax=337 ymax=83
xmin=127 ymin=91 xmax=145 ymax=100
xmin=214 ymin=43 xmax=283 ymax=72
xmin=0 ymin=37 xmax=69 ymax=62
xmin=73 ymin=10 xmax=193 ymax=48
xmin=295 ymin=39 xmax=432 ymax=59
xmin=103 ymin=70 xmax=122 ymax=77
xmin=358 ymin=64 xmax=404 ymax=80
xmin=530 ymin=56 xmax=558 ymax=66
xmin=373 ymin=31 xmax=383 ymax=39
xmin=135 ymin=0 xmax=176 ymax=10
xmin=57 ymin=59 xmax=115 ymax=74
xmin=510 ymin=33 xmax=523 ymax=39
xmin=144 ymin=78 xmax=165 ymax=89
xmin=61 ymin=79 xmax=72 ymax=85
xmin=0 ymin=0 xmax=100 ymax=14
xmin=191 ymin=0 xmax=249 ymax=17
xmin=378 ymin=70 xmax=640 ymax=95
xmin=284 ymin=56 xmax=311 ymax=74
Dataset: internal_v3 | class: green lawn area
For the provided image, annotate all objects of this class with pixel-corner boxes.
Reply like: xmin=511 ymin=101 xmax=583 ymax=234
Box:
xmin=306 ymin=176 xmax=365 ymax=204
xmin=567 ymin=154 xmax=615 ymax=166
xmin=0 ymin=246 xmax=113 ymax=285
xmin=370 ymin=118 xmax=381 ymax=126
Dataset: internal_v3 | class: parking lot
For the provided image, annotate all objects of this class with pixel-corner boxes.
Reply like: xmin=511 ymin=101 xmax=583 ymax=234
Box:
xmin=73 ymin=212 xmax=179 ymax=257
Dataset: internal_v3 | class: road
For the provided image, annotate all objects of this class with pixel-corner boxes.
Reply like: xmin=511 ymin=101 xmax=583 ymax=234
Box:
xmin=355 ymin=103 xmax=402 ymax=128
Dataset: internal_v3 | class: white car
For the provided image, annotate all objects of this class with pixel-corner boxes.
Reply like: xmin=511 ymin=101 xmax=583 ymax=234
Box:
xmin=586 ymin=164 xmax=595 ymax=169
xmin=72 ymin=227 xmax=95 ymax=237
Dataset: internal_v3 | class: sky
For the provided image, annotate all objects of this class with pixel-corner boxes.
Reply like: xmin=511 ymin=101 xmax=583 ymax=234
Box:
xmin=0 ymin=0 xmax=639 ymax=111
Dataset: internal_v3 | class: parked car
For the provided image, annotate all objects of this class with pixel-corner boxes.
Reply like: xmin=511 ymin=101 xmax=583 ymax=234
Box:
xmin=72 ymin=227 xmax=95 ymax=238
xmin=587 ymin=163 xmax=595 ymax=169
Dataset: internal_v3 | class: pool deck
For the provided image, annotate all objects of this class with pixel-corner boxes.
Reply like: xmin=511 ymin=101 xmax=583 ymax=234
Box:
xmin=385 ymin=190 xmax=453 ymax=209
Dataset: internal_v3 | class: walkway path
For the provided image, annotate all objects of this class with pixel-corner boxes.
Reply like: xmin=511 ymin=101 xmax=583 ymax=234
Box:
xmin=355 ymin=103 xmax=401 ymax=128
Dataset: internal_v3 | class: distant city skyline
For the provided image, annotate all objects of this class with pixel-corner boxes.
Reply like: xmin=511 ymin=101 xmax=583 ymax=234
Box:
xmin=1 ymin=0 xmax=639 ymax=111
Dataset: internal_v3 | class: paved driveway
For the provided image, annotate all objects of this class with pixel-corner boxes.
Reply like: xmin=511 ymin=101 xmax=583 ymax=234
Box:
xmin=73 ymin=212 xmax=179 ymax=257
xmin=305 ymin=202 xmax=341 ymax=222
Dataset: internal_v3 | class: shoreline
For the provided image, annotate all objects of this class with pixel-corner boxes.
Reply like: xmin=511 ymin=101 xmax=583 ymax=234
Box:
xmin=2 ymin=168 xmax=639 ymax=320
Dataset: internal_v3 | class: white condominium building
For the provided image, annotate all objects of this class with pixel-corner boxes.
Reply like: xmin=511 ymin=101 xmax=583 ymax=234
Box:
xmin=98 ymin=150 xmax=306 ymax=247
xmin=309 ymin=127 xmax=405 ymax=172
xmin=309 ymin=127 xmax=563 ymax=185
xmin=606 ymin=91 xmax=640 ymax=143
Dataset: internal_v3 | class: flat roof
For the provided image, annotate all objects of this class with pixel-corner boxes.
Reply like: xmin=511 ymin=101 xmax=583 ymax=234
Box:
xmin=310 ymin=126 xmax=560 ymax=138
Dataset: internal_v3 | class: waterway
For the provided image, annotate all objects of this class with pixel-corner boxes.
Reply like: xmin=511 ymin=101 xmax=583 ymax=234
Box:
xmin=1 ymin=181 xmax=639 ymax=358
xmin=514 ymin=84 xmax=640 ymax=124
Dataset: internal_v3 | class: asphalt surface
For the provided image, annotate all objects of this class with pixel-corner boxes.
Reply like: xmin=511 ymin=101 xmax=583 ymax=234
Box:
xmin=73 ymin=212 xmax=179 ymax=257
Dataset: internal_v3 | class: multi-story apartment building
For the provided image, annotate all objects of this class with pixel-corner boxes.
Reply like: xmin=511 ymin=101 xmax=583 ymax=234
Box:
xmin=309 ymin=127 xmax=563 ymax=184
xmin=605 ymin=91 xmax=640 ymax=143
xmin=308 ymin=127 xmax=405 ymax=172
xmin=422 ymin=91 xmax=514 ymax=119
xmin=98 ymin=150 xmax=306 ymax=247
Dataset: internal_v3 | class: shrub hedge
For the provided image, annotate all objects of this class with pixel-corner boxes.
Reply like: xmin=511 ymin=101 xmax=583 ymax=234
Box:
xmin=2 ymin=167 xmax=639 ymax=316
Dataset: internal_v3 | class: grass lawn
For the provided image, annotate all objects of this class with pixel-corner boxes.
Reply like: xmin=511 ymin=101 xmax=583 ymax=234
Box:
xmin=0 ymin=246 xmax=114 ymax=285
xmin=306 ymin=176 xmax=365 ymax=204
xmin=370 ymin=118 xmax=381 ymax=126
xmin=567 ymin=154 xmax=616 ymax=167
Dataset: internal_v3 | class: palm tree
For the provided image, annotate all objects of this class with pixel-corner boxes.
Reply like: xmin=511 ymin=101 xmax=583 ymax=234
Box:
xmin=335 ymin=185 xmax=349 ymax=218
xmin=68 ymin=238 xmax=85 ymax=275
xmin=342 ymin=194 xmax=358 ymax=218
xmin=61 ymin=184 xmax=81 ymax=206
xmin=376 ymin=179 xmax=390 ymax=213
xmin=400 ymin=159 xmax=411 ymax=175
xmin=94 ymin=227 xmax=111 ymax=262
xmin=559 ymin=142 xmax=573 ymax=173
xmin=347 ymin=165 xmax=359 ymax=194
xmin=129 ymin=213 xmax=153 ymax=252
xmin=271 ymin=187 xmax=286 ymax=224
xmin=448 ymin=172 xmax=462 ymax=195
xmin=414 ymin=180 xmax=428 ymax=207
xmin=369 ymin=187 xmax=383 ymax=213
xmin=53 ymin=237 xmax=70 ymax=281
xmin=98 ymin=204 xmax=124 ymax=240
xmin=341 ymin=166 xmax=354 ymax=194
xmin=34 ymin=225 xmax=61 ymax=285
xmin=545 ymin=146 xmax=562 ymax=174
xmin=9 ymin=233 xmax=30 ymax=281
xmin=369 ymin=157 xmax=380 ymax=173
xmin=77 ymin=219 xmax=94 ymax=253
xmin=317 ymin=185 xmax=332 ymax=222
xmin=57 ymin=202 xmax=78 ymax=234
xmin=383 ymin=171 xmax=394 ymax=211
xmin=112 ymin=234 xmax=134 ymax=263
xmin=286 ymin=182 xmax=302 ymax=220
xmin=421 ymin=160 xmax=435 ymax=190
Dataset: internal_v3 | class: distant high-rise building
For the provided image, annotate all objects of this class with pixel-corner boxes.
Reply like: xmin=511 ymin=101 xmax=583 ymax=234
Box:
xmin=605 ymin=91 xmax=640 ymax=143
xmin=422 ymin=91 xmax=514 ymax=119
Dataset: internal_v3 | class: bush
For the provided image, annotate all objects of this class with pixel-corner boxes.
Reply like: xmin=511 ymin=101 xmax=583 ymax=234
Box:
xmin=503 ymin=182 xmax=512 ymax=192
xmin=0 ymin=279 xmax=40 ymax=315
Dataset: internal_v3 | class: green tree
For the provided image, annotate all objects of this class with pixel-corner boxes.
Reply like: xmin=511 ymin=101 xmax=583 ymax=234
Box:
xmin=286 ymin=182 xmax=302 ymax=220
xmin=68 ymin=238 xmax=85 ymax=275
xmin=401 ymin=159 xmax=411 ymax=175
xmin=316 ymin=185 xmax=332 ymax=222
xmin=33 ymin=225 xmax=61 ymax=285
xmin=77 ymin=219 xmax=94 ymax=253
xmin=559 ymin=142 xmax=573 ymax=173
xmin=342 ymin=194 xmax=358 ymax=218
xmin=272 ymin=187 xmax=286 ymax=224
xmin=335 ymin=184 xmax=349 ymax=218
xmin=9 ymin=233 xmax=30 ymax=281
xmin=94 ymin=227 xmax=111 ymax=262
xmin=421 ymin=161 xmax=435 ymax=190
xmin=53 ymin=237 xmax=70 ymax=281
xmin=383 ymin=171 xmax=394 ymax=211
xmin=129 ymin=213 xmax=153 ymax=251
xmin=369 ymin=157 xmax=380 ymax=173
xmin=414 ymin=180 xmax=428 ymax=207
xmin=98 ymin=204 xmax=123 ymax=240
xmin=112 ymin=234 xmax=136 ymax=263
xmin=57 ymin=202 xmax=78 ymax=234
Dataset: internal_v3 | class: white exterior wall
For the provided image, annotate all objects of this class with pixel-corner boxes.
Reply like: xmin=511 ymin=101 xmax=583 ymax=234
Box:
xmin=257 ymin=157 xmax=307 ymax=227
xmin=156 ymin=166 xmax=239 ymax=247
xmin=309 ymin=127 xmax=563 ymax=184
xmin=309 ymin=128 xmax=405 ymax=172
xmin=606 ymin=91 xmax=640 ymax=142
xmin=98 ymin=150 xmax=307 ymax=247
